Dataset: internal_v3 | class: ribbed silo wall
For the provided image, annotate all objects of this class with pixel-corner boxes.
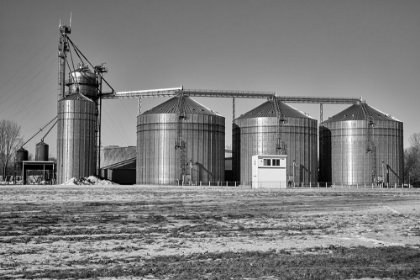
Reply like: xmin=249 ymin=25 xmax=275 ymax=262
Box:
xmin=35 ymin=142 xmax=49 ymax=161
xmin=137 ymin=113 xmax=225 ymax=185
xmin=16 ymin=148 xmax=29 ymax=172
xmin=66 ymin=67 xmax=98 ymax=99
xmin=319 ymin=119 xmax=403 ymax=186
xmin=57 ymin=95 xmax=96 ymax=184
xmin=233 ymin=115 xmax=317 ymax=185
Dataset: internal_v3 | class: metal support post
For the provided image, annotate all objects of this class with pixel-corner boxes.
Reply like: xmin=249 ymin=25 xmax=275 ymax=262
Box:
xmin=232 ymin=98 xmax=235 ymax=121
xmin=292 ymin=160 xmax=296 ymax=186
xmin=320 ymin=103 xmax=323 ymax=123
xmin=138 ymin=97 xmax=142 ymax=115
xmin=94 ymin=64 xmax=107 ymax=177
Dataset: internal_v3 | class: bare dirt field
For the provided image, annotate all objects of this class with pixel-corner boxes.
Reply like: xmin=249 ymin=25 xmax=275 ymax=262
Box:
xmin=1 ymin=186 xmax=419 ymax=280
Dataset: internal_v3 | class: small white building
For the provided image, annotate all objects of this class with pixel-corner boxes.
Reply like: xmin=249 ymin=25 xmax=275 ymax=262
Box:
xmin=252 ymin=155 xmax=287 ymax=188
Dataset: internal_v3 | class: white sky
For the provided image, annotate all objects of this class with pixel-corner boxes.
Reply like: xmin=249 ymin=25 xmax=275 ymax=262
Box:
xmin=1 ymin=0 xmax=419 ymax=157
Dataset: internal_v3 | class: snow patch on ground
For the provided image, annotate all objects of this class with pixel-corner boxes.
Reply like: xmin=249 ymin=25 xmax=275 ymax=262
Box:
xmin=61 ymin=176 xmax=118 ymax=185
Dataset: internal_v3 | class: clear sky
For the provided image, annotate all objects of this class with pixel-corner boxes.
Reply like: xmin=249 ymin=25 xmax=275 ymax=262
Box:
xmin=1 ymin=0 xmax=419 ymax=157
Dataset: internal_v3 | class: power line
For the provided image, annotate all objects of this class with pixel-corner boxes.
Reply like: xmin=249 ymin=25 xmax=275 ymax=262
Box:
xmin=1 ymin=57 xmax=56 ymax=116
xmin=0 ymin=31 xmax=57 ymax=94
xmin=0 ymin=48 xmax=56 ymax=106
xmin=102 ymin=104 xmax=131 ymax=146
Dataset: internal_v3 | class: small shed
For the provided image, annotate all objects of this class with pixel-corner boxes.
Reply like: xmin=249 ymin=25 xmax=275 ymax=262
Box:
xmin=252 ymin=155 xmax=287 ymax=188
xmin=22 ymin=161 xmax=56 ymax=184
xmin=100 ymin=158 xmax=136 ymax=185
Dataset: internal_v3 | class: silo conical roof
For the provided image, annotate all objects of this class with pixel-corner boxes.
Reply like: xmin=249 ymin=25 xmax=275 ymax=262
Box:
xmin=236 ymin=99 xmax=314 ymax=120
xmin=142 ymin=96 xmax=221 ymax=116
xmin=322 ymin=102 xmax=400 ymax=123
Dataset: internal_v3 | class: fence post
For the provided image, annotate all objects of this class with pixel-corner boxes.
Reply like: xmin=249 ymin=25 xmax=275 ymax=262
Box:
xmin=226 ymin=181 xmax=228 ymax=186
xmin=209 ymin=181 xmax=210 ymax=186
xmin=310 ymin=182 xmax=312 ymax=188
xmin=235 ymin=181 xmax=237 ymax=187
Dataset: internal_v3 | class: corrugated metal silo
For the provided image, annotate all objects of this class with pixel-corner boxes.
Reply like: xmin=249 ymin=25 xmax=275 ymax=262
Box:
xmin=66 ymin=65 xmax=98 ymax=99
xmin=136 ymin=96 xmax=225 ymax=185
xmin=16 ymin=147 xmax=28 ymax=171
xmin=319 ymin=101 xmax=403 ymax=186
xmin=233 ymin=99 xmax=318 ymax=185
xmin=57 ymin=93 xmax=96 ymax=183
xmin=35 ymin=141 xmax=49 ymax=161
xmin=57 ymin=64 xmax=99 ymax=184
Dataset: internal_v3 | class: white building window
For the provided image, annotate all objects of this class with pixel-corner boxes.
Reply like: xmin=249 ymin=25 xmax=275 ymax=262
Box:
xmin=263 ymin=159 xmax=271 ymax=166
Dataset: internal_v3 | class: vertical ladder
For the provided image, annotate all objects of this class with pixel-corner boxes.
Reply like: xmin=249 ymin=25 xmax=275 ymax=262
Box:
xmin=175 ymin=94 xmax=187 ymax=181
xmin=94 ymin=96 xmax=100 ymax=176
xmin=273 ymin=97 xmax=287 ymax=155
xmin=361 ymin=102 xmax=376 ymax=182
xmin=93 ymin=65 xmax=107 ymax=176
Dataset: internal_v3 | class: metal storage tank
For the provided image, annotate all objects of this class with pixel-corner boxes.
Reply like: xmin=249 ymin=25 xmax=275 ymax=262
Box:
xmin=319 ymin=101 xmax=403 ymax=186
xmin=136 ymin=96 xmax=225 ymax=185
xmin=233 ymin=99 xmax=318 ymax=186
xmin=66 ymin=65 xmax=98 ymax=99
xmin=57 ymin=93 xmax=96 ymax=184
xmin=16 ymin=147 xmax=29 ymax=171
xmin=35 ymin=141 xmax=49 ymax=161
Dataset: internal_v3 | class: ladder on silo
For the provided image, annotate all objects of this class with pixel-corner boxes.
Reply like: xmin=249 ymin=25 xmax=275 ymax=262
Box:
xmin=361 ymin=102 xmax=377 ymax=183
xmin=273 ymin=97 xmax=287 ymax=155
xmin=175 ymin=94 xmax=187 ymax=181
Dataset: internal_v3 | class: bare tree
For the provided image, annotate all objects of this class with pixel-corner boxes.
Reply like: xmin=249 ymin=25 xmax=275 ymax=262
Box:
xmin=404 ymin=132 xmax=420 ymax=186
xmin=0 ymin=120 xmax=22 ymax=178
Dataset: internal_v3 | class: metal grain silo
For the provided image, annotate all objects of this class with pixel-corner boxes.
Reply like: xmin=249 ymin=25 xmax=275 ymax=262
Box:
xmin=136 ymin=96 xmax=225 ymax=185
xmin=66 ymin=65 xmax=98 ymax=99
xmin=57 ymin=64 xmax=99 ymax=184
xmin=233 ymin=99 xmax=317 ymax=186
xmin=319 ymin=101 xmax=403 ymax=186
xmin=16 ymin=147 xmax=29 ymax=171
xmin=57 ymin=93 xmax=96 ymax=183
xmin=35 ymin=141 xmax=49 ymax=161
